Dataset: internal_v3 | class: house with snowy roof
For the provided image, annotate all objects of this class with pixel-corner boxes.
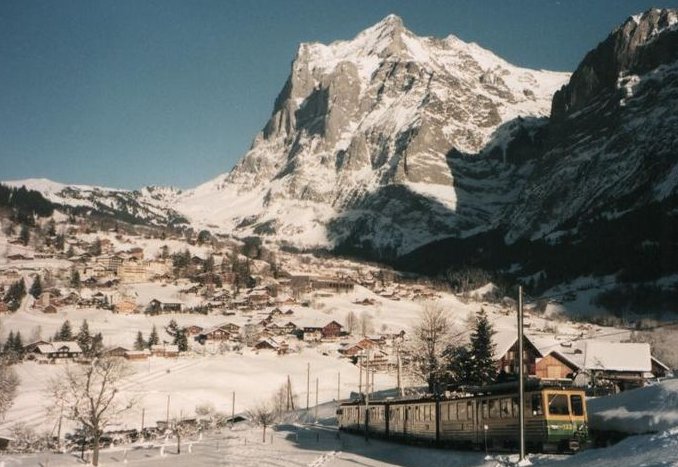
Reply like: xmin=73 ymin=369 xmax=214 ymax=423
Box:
xmin=25 ymin=341 xmax=83 ymax=361
xmin=581 ymin=341 xmax=654 ymax=390
xmin=253 ymin=337 xmax=289 ymax=354
xmin=493 ymin=330 xmax=543 ymax=377
xmin=291 ymin=317 xmax=344 ymax=341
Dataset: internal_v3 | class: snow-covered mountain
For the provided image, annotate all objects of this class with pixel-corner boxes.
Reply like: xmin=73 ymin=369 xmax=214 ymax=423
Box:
xmin=5 ymin=10 xmax=677 ymax=276
xmin=3 ymin=178 xmax=187 ymax=226
xmin=174 ymin=15 xmax=569 ymax=254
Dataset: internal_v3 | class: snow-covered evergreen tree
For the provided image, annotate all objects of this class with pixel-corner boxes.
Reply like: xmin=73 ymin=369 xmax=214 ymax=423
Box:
xmin=467 ymin=308 xmax=496 ymax=386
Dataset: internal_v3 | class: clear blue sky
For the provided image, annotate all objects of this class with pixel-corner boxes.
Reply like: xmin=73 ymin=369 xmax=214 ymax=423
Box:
xmin=0 ymin=0 xmax=674 ymax=189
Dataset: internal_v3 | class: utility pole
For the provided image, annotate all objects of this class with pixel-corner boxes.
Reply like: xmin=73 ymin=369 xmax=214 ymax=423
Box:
xmin=231 ymin=392 xmax=235 ymax=429
xmin=306 ymin=362 xmax=310 ymax=411
xmin=337 ymin=371 xmax=341 ymax=401
xmin=166 ymin=395 xmax=170 ymax=425
xmin=315 ymin=377 xmax=319 ymax=423
xmin=396 ymin=345 xmax=403 ymax=396
xmin=359 ymin=352 xmax=363 ymax=395
xmin=141 ymin=408 xmax=145 ymax=431
xmin=365 ymin=349 xmax=370 ymax=441
xmin=371 ymin=368 xmax=375 ymax=397
xmin=518 ymin=285 xmax=526 ymax=461
xmin=286 ymin=375 xmax=291 ymax=411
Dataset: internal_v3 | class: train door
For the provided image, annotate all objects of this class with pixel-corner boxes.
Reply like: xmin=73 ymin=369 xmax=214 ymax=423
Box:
xmin=476 ymin=398 xmax=490 ymax=448
xmin=404 ymin=405 xmax=410 ymax=435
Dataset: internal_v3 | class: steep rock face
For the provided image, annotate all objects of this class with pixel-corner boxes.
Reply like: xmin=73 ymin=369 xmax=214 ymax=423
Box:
xmin=504 ymin=9 xmax=678 ymax=242
xmin=178 ymin=15 xmax=569 ymax=254
xmin=552 ymin=9 xmax=678 ymax=120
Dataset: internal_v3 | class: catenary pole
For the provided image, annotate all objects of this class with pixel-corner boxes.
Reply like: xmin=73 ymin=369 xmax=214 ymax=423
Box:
xmin=518 ymin=285 xmax=526 ymax=461
xmin=306 ymin=362 xmax=310 ymax=411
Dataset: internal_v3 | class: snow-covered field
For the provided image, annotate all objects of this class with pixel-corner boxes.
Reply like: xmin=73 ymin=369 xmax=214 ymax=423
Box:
xmin=3 ymin=382 xmax=678 ymax=466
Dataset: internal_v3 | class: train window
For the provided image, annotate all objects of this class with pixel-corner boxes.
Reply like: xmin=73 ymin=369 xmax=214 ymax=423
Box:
xmin=481 ymin=400 xmax=489 ymax=419
xmin=531 ymin=394 xmax=543 ymax=416
xmin=490 ymin=399 xmax=501 ymax=418
xmin=457 ymin=402 xmax=465 ymax=420
xmin=570 ymin=395 xmax=584 ymax=416
xmin=547 ymin=394 xmax=570 ymax=415
xmin=500 ymin=399 xmax=511 ymax=418
xmin=467 ymin=402 xmax=473 ymax=420
xmin=425 ymin=405 xmax=431 ymax=421
xmin=512 ymin=397 xmax=519 ymax=417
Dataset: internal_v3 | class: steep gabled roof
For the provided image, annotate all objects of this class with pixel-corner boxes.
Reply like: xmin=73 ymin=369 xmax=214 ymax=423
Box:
xmin=584 ymin=342 xmax=651 ymax=372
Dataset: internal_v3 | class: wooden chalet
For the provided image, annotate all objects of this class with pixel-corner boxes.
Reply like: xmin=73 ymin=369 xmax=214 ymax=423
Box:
xmin=494 ymin=332 xmax=543 ymax=376
xmin=151 ymin=344 xmax=179 ymax=357
xmin=320 ymin=320 xmax=343 ymax=338
xmin=105 ymin=346 xmax=130 ymax=358
xmin=253 ymin=338 xmax=289 ymax=354
xmin=583 ymin=342 xmax=653 ymax=390
xmin=115 ymin=299 xmax=138 ymax=314
xmin=220 ymin=322 xmax=241 ymax=334
xmin=535 ymin=350 xmax=581 ymax=379
xmin=26 ymin=341 xmax=83 ymax=361
xmin=125 ymin=349 xmax=151 ymax=360
xmin=147 ymin=299 xmax=183 ymax=313
xmin=339 ymin=337 xmax=380 ymax=357
xmin=197 ymin=326 xmax=231 ymax=342
xmin=185 ymin=325 xmax=204 ymax=336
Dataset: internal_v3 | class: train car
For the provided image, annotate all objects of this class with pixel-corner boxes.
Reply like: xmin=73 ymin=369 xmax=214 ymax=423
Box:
xmin=337 ymin=381 xmax=588 ymax=453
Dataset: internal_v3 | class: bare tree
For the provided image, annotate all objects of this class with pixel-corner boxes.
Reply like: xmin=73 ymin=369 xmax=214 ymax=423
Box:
xmin=271 ymin=378 xmax=297 ymax=419
xmin=359 ymin=312 xmax=374 ymax=337
xmin=48 ymin=357 xmax=135 ymax=466
xmin=168 ymin=418 xmax=195 ymax=454
xmin=408 ymin=302 xmax=452 ymax=394
xmin=247 ymin=401 xmax=278 ymax=443
xmin=345 ymin=311 xmax=358 ymax=334
xmin=0 ymin=361 xmax=19 ymax=420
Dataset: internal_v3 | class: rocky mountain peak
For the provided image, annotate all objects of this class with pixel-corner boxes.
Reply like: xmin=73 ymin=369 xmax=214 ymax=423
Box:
xmin=177 ymin=16 xmax=570 ymax=254
xmin=551 ymin=8 xmax=677 ymax=120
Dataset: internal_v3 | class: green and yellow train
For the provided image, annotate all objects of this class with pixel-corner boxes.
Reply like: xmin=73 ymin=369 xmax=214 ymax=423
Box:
xmin=337 ymin=381 xmax=588 ymax=453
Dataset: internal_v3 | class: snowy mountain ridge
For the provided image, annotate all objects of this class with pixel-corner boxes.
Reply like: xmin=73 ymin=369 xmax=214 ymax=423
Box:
xmin=4 ymin=10 xmax=678 ymax=269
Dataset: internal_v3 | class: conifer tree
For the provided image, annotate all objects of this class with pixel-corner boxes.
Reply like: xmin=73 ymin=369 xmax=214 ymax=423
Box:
xmin=55 ymin=233 xmax=65 ymax=251
xmin=90 ymin=332 xmax=104 ymax=357
xmin=46 ymin=219 xmax=57 ymax=237
xmin=134 ymin=331 xmax=146 ymax=351
xmin=467 ymin=308 xmax=497 ymax=387
xmin=203 ymin=254 xmax=215 ymax=273
xmin=70 ymin=269 xmax=81 ymax=289
xmin=166 ymin=319 xmax=179 ymax=338
xmin=147 ymin=326 xmax=159 ymax=349
xmin=3 ymin=331 xmax=15 ymax=354
xmin=12 ymin=332 xmax=23 ymax=357
xmin=29 ymin=275 xmax=42 ymax=299
xmin=90 ymin=237 xmax=102 ymax=256
xmin=57 ymin=320 xmax=73 ymax=341
xmin=19 ymin=224 xmax=30 ymax=246
xmin=77 ymin=320 xmax=92 ymax=356
xmin=175 ymin=329 xmax=188 ymax=352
